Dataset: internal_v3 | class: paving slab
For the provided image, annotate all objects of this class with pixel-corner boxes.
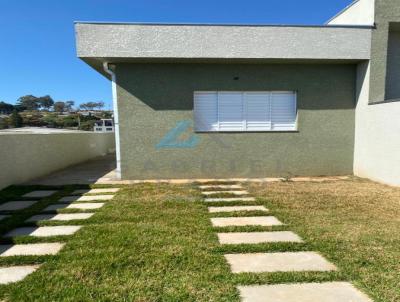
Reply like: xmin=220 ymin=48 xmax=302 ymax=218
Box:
xmin=199 ymin=185 xmax=243 ymax=190
xmin=0 ymin=243 xmax=65 ymax=257
xmin=202 ymin=191 xmax=249 ymax=196
xmin=72 ymin=188 xmax=120 ymax=194
xmin=205 ymin=197 xmax=256 ymax=202
xmin=218 ymin=231 xmax=303 ymax=244
xmin=5 ymin=226 xmax=82 ymax=238
xmin=0 ymin=265 xmax=41 ymax=284
xmin=208 ymin=206 xmax=268 ymax=213
xmin=238 ymin=282 xmax=373 ymax=302
xmin=26 ymin=213 xmax=95 ymax=222
xmin=211 ymin=216 xmax=283 ymax=227
xmin=23 ymin=190 xmax=58 ymax=198
xmin=59 ymin=195 xmax=114 ymax=202
xmin=0 ymin=201 xmax=37 ymax=211
xmin=44 ymin=203 xmax=105 ymax=211
xmin=0 ymin=215 xmax=10 ymax=221
xmin=224 ymin=252 xmax=337 ymax=273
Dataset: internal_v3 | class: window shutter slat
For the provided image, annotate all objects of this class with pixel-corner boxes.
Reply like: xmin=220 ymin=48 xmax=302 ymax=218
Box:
xmin=245 ymin=92 xmax=271 ymax=131
xmin=218 ymin=92 xmax=244 ymax=131
xmin=194 ymin=92 xmax=218 ymax=131
xmin=271 ymin=92 xmax=297 ymax=131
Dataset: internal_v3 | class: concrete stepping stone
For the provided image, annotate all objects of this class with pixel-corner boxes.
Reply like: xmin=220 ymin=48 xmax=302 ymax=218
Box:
xmin=208 ymin=206 xmax=268 ymax=213
xmin=0 ymin=215 xmax=10 ymax=221
xmin=26 ymin=213 xmax=94 ymax=222
xmin=5 ymin=226 xmax=82 ymax=238
xmin=238 ymin=282 xmax=373 ymax=302
xmin=211 ymin=216 xmax=283 ymax=227
xmin=44 ymin=203 xmax=105 ymax=211
xmin=0 ymin=201 xmax=37 ymax=211
xmin=72 ymin=188 xmax=120 ymax=194
xmin=202 ymin=191 xmax=249 ymax=196
xmin=205 ymin=197 xmax=256 ymax=202
xmin=0 ymin=243 xmax=65 ymax=257
xmin=0 ymin=265 xmax=41 ymax=284
xmin=199 ymin=185 xmax=243 ymax=190
xmin=224 ymin=252 xmax=337 ymax=273
xmin=218 ymin=231 xmax=303 ymax=244
xmin=59 ymin=195 xmax=114 ymax=202
xmin=23 ymin=190 xmax=58 ymax=198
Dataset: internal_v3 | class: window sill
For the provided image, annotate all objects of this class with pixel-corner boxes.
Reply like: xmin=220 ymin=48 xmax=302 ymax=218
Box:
xmin=195 ymin=130 xmax=300 ymax=134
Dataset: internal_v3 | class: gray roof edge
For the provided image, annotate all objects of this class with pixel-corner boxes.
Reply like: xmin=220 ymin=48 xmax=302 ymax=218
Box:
xmin=74 ymin=20 xmax=373 ymax=29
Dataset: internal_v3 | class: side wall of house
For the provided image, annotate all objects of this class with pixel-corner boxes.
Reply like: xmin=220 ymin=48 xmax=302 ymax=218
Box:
xmin=328 ymin=0 xmax=375 ymax=26
xmin=354 ymin=0 xmax=400 ymax=186
xmin=116 ymin=63 xmax=356 ymax=179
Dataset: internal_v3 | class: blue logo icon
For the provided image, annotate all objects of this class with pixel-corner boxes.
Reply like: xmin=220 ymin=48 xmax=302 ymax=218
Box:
xmin=156 ymin=120 xmax=200 ymax=149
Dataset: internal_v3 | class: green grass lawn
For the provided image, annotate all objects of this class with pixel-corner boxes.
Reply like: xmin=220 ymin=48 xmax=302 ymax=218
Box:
xmin=0 ymin=178 xmax=398 ymax=301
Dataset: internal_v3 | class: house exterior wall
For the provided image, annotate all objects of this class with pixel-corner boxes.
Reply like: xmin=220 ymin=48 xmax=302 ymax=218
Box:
xmin=369 ymin=0 xmax=400 ymax=102
xmin=354 ymin=62 xmax=400 ymax=186
xmin=116 ymin=63 xmax=356 ymax=179
xmin=353 ymin=0 xmax=400 ymax=187
xmin=327 ymin=0 xmax=375 ymax=26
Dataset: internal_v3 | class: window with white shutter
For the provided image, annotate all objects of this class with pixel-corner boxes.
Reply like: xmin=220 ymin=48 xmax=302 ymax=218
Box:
xmin=194 ymin=91 xmax=297 ymax=132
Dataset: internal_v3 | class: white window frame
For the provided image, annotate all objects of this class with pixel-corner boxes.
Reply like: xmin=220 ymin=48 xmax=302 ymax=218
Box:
xmin=193 ymin=91 xmax=298 ymax=132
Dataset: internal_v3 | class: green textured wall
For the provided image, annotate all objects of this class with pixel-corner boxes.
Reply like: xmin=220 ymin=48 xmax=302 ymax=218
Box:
xmin=116 ymin=63 xmax=356 ymax=179
xmin=370 ymin=0 xmax=400 ymax=102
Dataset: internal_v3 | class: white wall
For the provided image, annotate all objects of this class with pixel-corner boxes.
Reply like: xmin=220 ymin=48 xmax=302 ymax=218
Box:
xmin=0 ymin=132 xmax=115 ymax=189
xmin=354 ymin=62 xmax=400 ymax=186
xmin=328 ymin=0 xmax=375 ymax=25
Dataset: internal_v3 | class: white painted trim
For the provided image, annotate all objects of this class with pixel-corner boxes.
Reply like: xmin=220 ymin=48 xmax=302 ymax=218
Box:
xmin=103 ymin=62 xmax=121 ymax=179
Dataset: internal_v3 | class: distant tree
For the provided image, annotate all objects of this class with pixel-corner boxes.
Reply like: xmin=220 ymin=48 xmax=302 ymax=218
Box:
xmin=16 ymin=95 xmax=40 ymax=111
xmin=0 ymin=101 xmax=14 ymax=114
xmin=9 ymin=109 xmax=23 ymax=128
xmin=96 ymin=102 xmax=105 ymax=110
xmin=53 ymin=101 xmax=66 ymax=113
xmin=38 ymin=95 xmax=54 ymax=111
xmin=65 ymin=101 xmax=75 ymax=112
xmin=80 ymin=102 xmax=98 ymax=111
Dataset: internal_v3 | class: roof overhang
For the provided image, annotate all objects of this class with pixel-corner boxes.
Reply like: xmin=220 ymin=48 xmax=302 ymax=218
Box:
xmin=75 ymin=23 xmax=373 ymax=76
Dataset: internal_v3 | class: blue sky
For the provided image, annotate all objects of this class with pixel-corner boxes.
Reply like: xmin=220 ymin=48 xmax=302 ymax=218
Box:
xmin=0 ymin=0 xmax=352 ymax=109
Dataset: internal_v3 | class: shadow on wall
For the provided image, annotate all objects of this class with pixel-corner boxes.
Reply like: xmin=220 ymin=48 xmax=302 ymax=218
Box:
xmin=116 ymin=63 xmax=357 ymax=111
xmin=385 ymin=23 xmax=400 ymax=101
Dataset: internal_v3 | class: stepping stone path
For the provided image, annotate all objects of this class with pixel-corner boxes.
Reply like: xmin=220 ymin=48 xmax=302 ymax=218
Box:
xmin=225 ymin=252 xmax=337 ymax=273
xmin=0 ymin=201 xmax=37 ymax=211
xmin=72 ymin=188 xmax=120 ymax=194
xmin=23 ymin=190 xmax=58 ymax=198
xmin=59 ymin=195 xmax=114 ymax=202
xmin=205 ymin=197 xmax=256 ymax=202
xmin=218 ymin=231 xmax=303 ymax=245
xmin=26 ymin=213 xmax=95 ymax=222
xmin=5 ymin=226 xmax=82 ymax=238
xmin=0 ymin=188 xmax=118 ymax=285
xmin=202 ymin=190 xmax=249 ymax=196
xmin=44 ymin=203 xmax=105 ymax=211
xmin=208 ymin=206 xmax=268 ymax=213
xmin=0 ymin=265 xmax=41 ymax=284
xmin=197 ymin=181 xmax=373 ymax=302
xmin=211 ymin=216 xmax=283 ymax=227
xmin=238 ymin=282 xmax=373 ymax=302
xmin=0 ymin=243 xmax=65 ymax=257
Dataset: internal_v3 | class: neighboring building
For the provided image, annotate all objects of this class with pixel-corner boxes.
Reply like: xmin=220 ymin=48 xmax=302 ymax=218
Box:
xmin=75 ymin=0 xmax=400 ymax=186
xmin=94 ymin=119 xmax=114 ymax=133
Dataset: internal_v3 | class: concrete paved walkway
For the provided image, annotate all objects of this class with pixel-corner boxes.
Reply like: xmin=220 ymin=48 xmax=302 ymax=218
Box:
xmin=27 ymin=154 xmax=117 ymax=185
